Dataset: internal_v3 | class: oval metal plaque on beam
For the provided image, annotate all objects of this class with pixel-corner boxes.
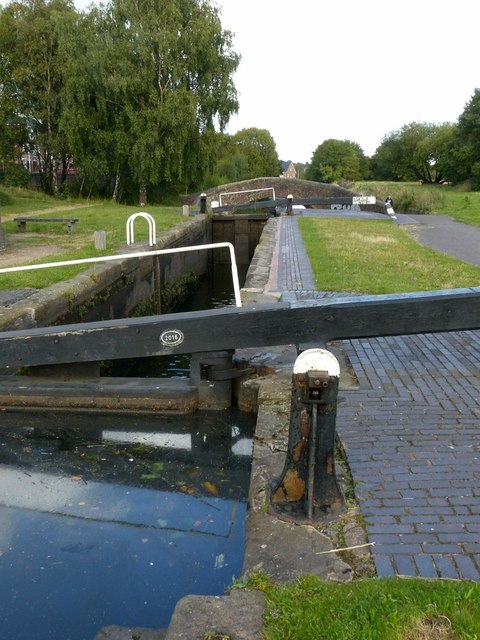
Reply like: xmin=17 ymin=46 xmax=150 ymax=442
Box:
xmin=159 ymin=329 xmax=185 ymax=347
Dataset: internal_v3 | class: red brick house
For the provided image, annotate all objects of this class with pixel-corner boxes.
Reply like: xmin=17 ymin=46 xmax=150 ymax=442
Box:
xmin=280 ymin=160 xmax=297 ymax=179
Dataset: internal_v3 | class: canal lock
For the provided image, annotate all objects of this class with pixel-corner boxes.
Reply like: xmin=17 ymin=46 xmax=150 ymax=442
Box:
xmin=0 ymin=236 xmax=261 ymax=639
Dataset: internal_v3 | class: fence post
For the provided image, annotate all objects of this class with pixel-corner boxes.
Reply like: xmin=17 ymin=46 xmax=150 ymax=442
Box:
xmin=0 ymin=213 xmax=5 ymax=251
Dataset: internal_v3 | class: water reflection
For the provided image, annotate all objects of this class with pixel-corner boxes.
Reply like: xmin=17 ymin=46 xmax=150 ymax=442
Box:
xmin=0 ymin=409 xmax=254 ymax=640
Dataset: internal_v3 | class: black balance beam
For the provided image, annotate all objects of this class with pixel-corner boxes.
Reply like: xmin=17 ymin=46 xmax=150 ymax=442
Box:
xmin=0 ymin=287 xmax=479 ymax=370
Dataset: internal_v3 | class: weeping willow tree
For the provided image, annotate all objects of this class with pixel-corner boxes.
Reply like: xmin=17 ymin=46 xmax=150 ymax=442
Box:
xmin=61 ymin=0 xmax=240 ymax=203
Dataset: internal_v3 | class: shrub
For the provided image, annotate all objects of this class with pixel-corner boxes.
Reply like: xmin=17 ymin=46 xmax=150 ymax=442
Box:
xmin=394 ymin=187 xmax=445 ymax=214
xmin=3 ymin=165 xmax=30 ymax=188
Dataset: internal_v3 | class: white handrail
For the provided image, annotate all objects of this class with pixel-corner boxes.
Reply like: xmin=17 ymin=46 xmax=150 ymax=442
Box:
xmin=126 ymin=212 xmax=156 ymax=246
xmin=218 ymin=187 xmax=275 ymax=207
xmin=0 ymin=242 xmax=243 ymax=307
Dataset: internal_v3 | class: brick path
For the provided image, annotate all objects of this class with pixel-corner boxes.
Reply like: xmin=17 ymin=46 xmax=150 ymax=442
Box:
xmin=272 ymin=211 xmax=316 ymax=292
xmin=338 ymin=332 xmax=480 ymax=580
xmin=272 ymin=215 xmax=480 ymax=580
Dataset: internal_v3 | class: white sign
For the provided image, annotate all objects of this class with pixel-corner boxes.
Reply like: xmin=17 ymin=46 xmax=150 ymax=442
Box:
xmin=352 ymin=196 xmax=376 ymax=205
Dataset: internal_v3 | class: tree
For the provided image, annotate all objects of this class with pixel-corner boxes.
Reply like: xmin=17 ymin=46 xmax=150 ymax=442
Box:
xmin=305 ymin=139 xmax=368 ymax=183
xmin=61 ymin=0 xmax=240 ymax=204
xmin=205 ymin=127 xmax=280 ymax=185
xmin=0 ymin=0 xmax=75 ymax=194
xmin=59 ymin=7 xmax=132 ymax=199
xmin=414 ymin=124 xmax=455 ymax=184
xmin=230 ymin=128 xmax=281 ymax=179
xmin=0 ymin=68 xmax=27 ymax=168
xmin=446 ymin=89 xmax=480 ymax=188
xmin=371 ymin=122 xmax=454 ymax=184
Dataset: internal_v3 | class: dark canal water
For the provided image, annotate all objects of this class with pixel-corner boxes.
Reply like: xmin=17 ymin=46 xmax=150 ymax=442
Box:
xmin=0 ymin=262 xmax=255 ymax=638
xmin=0 ymin=409 xmax=255 ymax=639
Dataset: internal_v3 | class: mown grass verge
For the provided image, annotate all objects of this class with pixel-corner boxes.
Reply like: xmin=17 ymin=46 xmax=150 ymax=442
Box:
xmin=248 ymin=573 xmax=480 ymax=640
xmin=298 ymin=218 xmax=480 ymax=294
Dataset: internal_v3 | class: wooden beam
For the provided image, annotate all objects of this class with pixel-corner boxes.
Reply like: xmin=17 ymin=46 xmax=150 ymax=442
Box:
xmin=0 ymin=287 xmax=478 ymax=370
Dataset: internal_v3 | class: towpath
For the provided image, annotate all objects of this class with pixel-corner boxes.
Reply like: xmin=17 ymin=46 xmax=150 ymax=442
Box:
xmin=267 ymin=211 xmax=480 ymax=580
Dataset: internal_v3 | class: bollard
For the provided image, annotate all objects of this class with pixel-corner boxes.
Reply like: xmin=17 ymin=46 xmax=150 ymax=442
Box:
xmin=0 ymin=213 xmax=5 ymax=251
xmin=200 ymin=193 xmax=207 ymax=214
xmin=270 ymin=348 xmax=344 ymax=521
xmin=287 ymin=194 xmax=293 ymax=215
xmin=182 ymin=204 xmax=190 ymax=216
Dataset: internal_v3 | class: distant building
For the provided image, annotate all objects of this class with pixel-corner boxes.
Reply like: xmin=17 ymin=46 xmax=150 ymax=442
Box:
xmin=21 ymin=152 xmax=40 ymax=174
xmin=280 ymin=160 xmax=297 ymax=179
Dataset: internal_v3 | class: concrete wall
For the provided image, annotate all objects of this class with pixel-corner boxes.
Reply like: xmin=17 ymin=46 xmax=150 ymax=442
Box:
xmin=0 ymin=216 xmax=211 ymax=332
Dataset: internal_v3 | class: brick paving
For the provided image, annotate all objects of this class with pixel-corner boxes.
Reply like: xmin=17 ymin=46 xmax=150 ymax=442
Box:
xmin=338 ymin=332 xmax=480 ymax=580
xmin=274 ymin=213 xmax=316 ymax=292
xmin=271 ymin=214 xmax=480 ymax=580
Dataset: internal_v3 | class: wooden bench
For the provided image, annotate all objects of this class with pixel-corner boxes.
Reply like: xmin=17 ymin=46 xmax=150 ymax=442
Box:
xmin=14 ymin=217 xmax=79 ymax=233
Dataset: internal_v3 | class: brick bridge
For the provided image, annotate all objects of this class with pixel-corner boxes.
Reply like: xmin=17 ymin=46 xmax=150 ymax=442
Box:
xmin=184 ymin=177 xmax=385 ymax=214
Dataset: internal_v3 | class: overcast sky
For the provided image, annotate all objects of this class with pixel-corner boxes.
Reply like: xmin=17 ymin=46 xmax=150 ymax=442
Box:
xmin=2 ymin=0 xmax=478 ymax=163
xmin=216 ymin=0 xmax=479 ymax=163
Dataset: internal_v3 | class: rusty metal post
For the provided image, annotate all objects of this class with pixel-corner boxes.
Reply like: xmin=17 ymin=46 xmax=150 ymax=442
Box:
xmin=270 ymin=349 xmax=344 ymax=521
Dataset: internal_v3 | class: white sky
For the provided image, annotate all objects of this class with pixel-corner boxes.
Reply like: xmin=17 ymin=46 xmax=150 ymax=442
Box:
xmin=215 ymin=0 xmax=479 ymax=162
xmin=2 ymin=0 xmax=478 ymax=163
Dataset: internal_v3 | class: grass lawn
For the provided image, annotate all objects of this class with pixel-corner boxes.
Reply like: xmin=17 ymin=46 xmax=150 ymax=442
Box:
xmin=0 ymin=189 xmax=182 ymax=289
xmin=298 ymin=217 xmax=480 ymax=294
xmin=252 ymin=574 xmax=480 ymax=640
xmin=0 ymin=186 xmax=81 ymax=215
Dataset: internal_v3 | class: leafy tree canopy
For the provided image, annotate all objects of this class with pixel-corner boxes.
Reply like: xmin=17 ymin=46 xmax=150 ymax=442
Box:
xmin=305 ymin=139 xmax=368 ymax=183
xmin=371 ymin=122 xmax=455 ymax=184
xmin=230 ymin=127 xmax=281 ymax=178
xmin=446 ymin=88 xmax=480 ymax=188
xmin=0 ymin=0 xmax=240 ymax=202
xmin=207 ymin=127 xmax=281 ymax=185
xmin=0 ymin=0 xmax=75 ymax=193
